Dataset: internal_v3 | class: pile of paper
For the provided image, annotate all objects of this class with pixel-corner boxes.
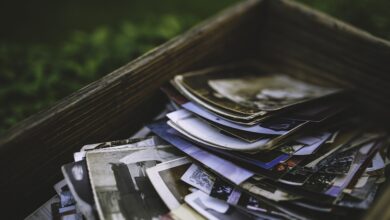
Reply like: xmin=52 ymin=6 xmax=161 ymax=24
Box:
xmin=27 ymin=64 xmax=389 ymax=220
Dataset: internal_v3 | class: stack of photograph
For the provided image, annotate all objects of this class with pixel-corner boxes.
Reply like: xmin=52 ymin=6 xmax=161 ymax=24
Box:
xmin=26 ymin=63 xmax=389 ymax=220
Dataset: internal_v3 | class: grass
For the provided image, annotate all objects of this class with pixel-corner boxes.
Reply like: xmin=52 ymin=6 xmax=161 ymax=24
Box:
xmin=0 ymin=0 xmax=389 ymax=135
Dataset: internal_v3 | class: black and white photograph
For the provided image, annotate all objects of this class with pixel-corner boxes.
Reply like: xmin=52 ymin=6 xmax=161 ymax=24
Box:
xmin=185 ymin=190 xmax=259 ymax=220
xmin=74 ymin=136 xmax=162 ymax=162
xmin=147 ymin=157 xmax=193 ymax=209
xmin=147 ymin=121 xmax=255 ymax=185
xmin=166 ymin=109 xmax=271 ymax=152
xmin=62 ymin=160 xmax=99 ymax=220
xmin=181 ymin=163 xmax=216 ymax=195
xmin=86 ymin=145 xmax=183 ymax=220
xmin=4 ymin=1 xmax=390 ymax=219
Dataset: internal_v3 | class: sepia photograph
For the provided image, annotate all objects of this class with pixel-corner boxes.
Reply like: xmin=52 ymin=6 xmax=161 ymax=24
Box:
xmin=173 ymin=75 xmax=260 ymax=121
xmin=182 ymin=101 xmax=301 ymax=134
xmin=4 ymin=0 xmax=390 ymax=219
xmin=178 ymin=67 xmax=341 ymax=114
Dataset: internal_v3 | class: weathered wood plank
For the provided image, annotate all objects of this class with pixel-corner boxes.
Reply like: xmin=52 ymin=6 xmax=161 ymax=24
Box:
xmin=254 ymin=1 xmax=390 ymax=219
xmin=2 ymin=0 xmax=390 ymax=218
xmin=255 ymin=0 xmax=390 ymax=122
xmin=0 ymin=0 xmax=264 ymax=218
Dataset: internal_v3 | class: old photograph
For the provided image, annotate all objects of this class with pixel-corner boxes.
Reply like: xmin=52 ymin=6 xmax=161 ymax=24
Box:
xmin=147 ymin=121 xmax=255 ymax=184
xmin=185 ymin=190 xmax=258 ymax=220
xmin=166 ymin=109 xmax=271 ymax=152
xmin=181 ymin=163 xmax=216 ymax=195
xmin=178 ymin=69 xmax=340 ymax=115
xmin=147 ymin=157 xmax=192 ymax=209
xmin=62 ymin=160 xmax=98 ymax=220
xmin=86 ymin=145 xmax=183 ymax=220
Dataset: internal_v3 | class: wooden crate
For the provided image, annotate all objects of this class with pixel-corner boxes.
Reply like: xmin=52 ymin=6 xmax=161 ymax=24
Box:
xmin=1 ymin=0 xmax=389 ymax=219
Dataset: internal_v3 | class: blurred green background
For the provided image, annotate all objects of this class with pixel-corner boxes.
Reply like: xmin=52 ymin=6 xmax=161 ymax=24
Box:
xmin=0 ymin=0 xmax=389 ymax=135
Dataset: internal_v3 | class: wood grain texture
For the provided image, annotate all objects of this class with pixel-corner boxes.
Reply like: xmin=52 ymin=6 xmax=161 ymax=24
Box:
xmin=0 ymin=0 xmax=264 ymax=218
xmin=255 ymin=0 xmax=390 ymax=122
xmin=2 ymin=0 xmax=390 ymax=218
xmin=255 ymin=1 xmax=390 ymax=219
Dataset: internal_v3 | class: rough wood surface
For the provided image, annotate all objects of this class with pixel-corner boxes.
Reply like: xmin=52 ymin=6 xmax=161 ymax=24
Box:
xmin=255 ymin=0 xmax=390 ymax=122
xmin=2 ymin=0 xmax=390 ymax=218
xmin=0 ymin=0 xmax=263 ymax=218
xmin=255 ymin=1 xmax=390 ymax=219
